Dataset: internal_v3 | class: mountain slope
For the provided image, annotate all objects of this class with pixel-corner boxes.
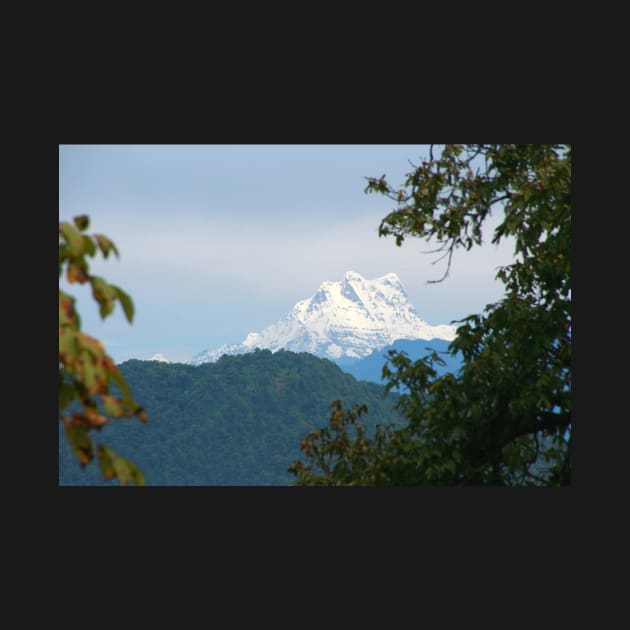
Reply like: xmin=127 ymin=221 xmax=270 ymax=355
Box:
xmin=58 ymin=350 xmax=402 ymax=486
xmin=191 ymin=271 xmax=456 ymax=364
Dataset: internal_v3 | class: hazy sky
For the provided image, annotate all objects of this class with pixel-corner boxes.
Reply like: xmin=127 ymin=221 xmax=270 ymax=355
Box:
xmin=59 ymin=145 xmax=516 ymax=363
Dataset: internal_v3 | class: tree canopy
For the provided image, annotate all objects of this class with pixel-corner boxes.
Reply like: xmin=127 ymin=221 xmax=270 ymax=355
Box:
xmin=59 ymin=215 xmax=147 ymax=485
xmin=290 ymin=144 xmax=571 ymax=485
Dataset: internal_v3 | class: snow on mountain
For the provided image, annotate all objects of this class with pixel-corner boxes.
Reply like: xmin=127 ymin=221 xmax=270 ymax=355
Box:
xmin=189 ymin=271 xmax=457 ymax=365
xmin=150 ymin=353 xmax=170 ymax=363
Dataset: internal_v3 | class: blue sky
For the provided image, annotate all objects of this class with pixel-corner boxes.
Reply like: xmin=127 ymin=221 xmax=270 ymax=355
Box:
xmin=59 ymin=145 xmax=516 ymax=363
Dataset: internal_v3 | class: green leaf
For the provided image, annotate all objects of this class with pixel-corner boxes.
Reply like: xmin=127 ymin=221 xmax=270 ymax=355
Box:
xmin=119 ymin=457 xmax=145 ymax=486
xmin=112 ymin=285 xmax=135 ymax=323
xmin=98 ymin=446 xmax=145 ymax=485
xmin=94 ymin=234 xmax=120 ymax=259
xmin=59 ymin=329 xmax=78 ymax=362
xmin=101 ymin=395 xmax=123 ymax=417
xmin=90 ymin=277 xmax=117 ymax=319
xmin=99 ymin=299 xmax=115 ymax=319
xmin=59 ymin=381 xmax=76 ymax=411
xmin=59 ymin=222 xmax=85 ymax=256
xmin=106 ymin=366 xmax=132 ymax=399
xmin=65 ymin=424 xmax=94 ymax=466
xmin=97 ymin=445 xmax=116 ymax=479
xmin=73 ymin=215 xmax=90 ymax=231
xmin=80 ymin=334 xmax=105 ymax=360
xmin=90 ymin=276 xmax=116 ymax=301
xmin=81 ymin=351 xmax=97 ymax=390
xmin=82 ymin=235 xmax=97 ymax=257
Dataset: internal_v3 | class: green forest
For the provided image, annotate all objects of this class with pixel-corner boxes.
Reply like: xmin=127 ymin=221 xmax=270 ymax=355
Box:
xmin=58 ymin=350 xmax=401 ymax=485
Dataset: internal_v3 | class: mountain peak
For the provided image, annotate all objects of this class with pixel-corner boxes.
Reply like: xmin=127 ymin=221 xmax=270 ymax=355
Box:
xmin=343 ymin=270 xmax=365 ymax=282
xmin=379 ymin=271 xmax=402 ymax=284
xmin=190 ymin=272 xmax=457 ymax=365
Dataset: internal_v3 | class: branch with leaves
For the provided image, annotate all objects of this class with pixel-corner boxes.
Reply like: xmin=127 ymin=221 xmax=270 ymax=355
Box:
xmin=295 ymin=145 xmax=571 ymax=485
xmin=59 ymin=215 xmax=147 ymax=485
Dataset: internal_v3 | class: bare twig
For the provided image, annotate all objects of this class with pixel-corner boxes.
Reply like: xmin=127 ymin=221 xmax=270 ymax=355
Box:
xmin=422 ymin=241 xmax=451 ymax=255
xmin=431 ymin=245 xmax=454 ymax=266
xmin=427 ymin=245 xmax=454 ymax=284
xmin=465 ymin=145 xmax=484 ymax=164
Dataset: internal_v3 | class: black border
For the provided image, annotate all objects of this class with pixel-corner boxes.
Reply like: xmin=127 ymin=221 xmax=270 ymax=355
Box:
xmin=50 ymin=95 xmax=581 ymax=570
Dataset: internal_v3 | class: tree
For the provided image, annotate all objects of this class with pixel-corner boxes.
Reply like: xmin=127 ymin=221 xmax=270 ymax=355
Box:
xmin=287 ymin=400 xmax=400 ymax=486
xmin=290 ymin=144 xmax=571 ymax=485
xmin=59 ymin=215 xmax=147 ymax=485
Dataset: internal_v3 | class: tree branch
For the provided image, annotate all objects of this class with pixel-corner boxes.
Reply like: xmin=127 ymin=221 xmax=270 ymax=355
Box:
xmin=513 ymin=412 xmax=571 ymax=443
xmin=427 ymin=244 xmax=455 ymax=284
xmin=523 ymin=469 xmax=549 ymax=485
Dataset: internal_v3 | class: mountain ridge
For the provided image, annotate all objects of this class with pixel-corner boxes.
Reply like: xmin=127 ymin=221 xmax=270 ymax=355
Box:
xmin=190 ymin=271 xmax=456 ymax=365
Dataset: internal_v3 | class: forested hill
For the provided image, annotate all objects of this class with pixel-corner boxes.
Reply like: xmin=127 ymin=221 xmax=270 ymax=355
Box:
xmin=59 ymin=349 xmax=401 ymax=486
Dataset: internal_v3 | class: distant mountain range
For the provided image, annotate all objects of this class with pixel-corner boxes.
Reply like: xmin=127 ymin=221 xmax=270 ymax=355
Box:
xmin=342 ymin=338 xmax=463 ymax=385
xmin=189 ymin=271 xmax=457 ymax=365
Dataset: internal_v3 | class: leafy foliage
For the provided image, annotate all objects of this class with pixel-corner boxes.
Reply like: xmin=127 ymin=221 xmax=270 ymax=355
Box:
xmin=288 ymin=400 xmax=400 ymax=485
xmin=58 ymin=350 xmax=401 ymax=485
xmin=290 ymin=144 xmax=571 ymax=486
xmin=59 ymin=215 xmax=147 ymax=485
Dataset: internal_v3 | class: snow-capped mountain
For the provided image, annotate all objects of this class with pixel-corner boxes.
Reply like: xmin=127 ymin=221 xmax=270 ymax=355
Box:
xmin=190 ymin=271 xmax=456 ymax=365
xmin=149 ymin=353 xmax=170 ymax=363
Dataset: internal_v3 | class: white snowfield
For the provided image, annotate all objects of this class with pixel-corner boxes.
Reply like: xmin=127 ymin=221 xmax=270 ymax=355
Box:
xmin=149 ymin=353 xmax=171 ymax=363
xmin=189 ymin=271 xmax=457 ymax=365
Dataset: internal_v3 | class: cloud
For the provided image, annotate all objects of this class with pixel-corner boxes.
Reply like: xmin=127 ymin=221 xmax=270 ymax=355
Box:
xmin=76 ymin=207 xmax=513 ymax=318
